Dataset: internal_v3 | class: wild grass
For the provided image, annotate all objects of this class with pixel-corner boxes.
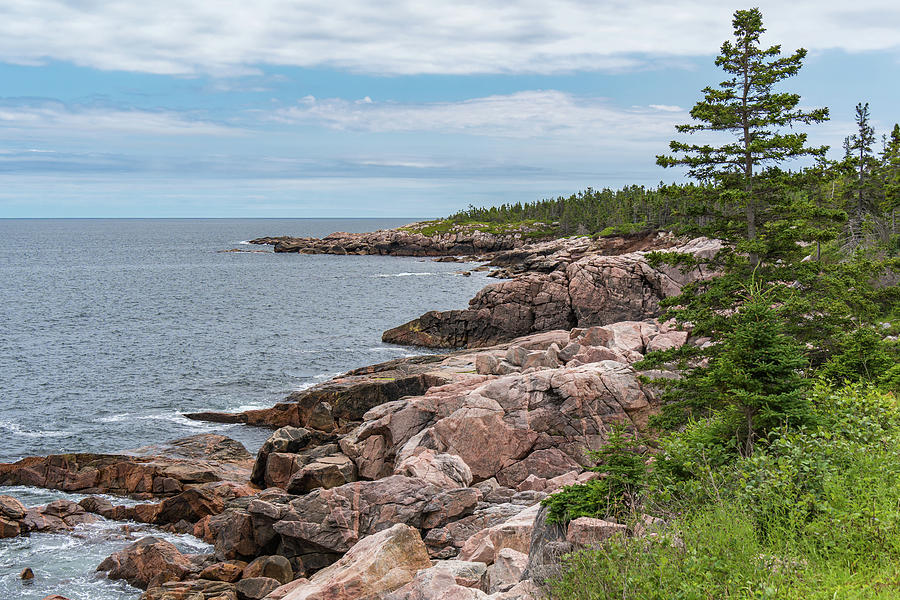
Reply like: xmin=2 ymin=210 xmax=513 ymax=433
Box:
xmin=547 ymin=384 xmax=900 ymax=599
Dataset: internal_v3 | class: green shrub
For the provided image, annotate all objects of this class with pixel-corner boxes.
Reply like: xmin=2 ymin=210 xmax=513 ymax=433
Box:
xmin=547 ymin=503 xmax=778 ymax=600
xmin=819 ymin=327 xmax=899 ymax=390
xmin=542 ymin=424 xmax=647 ymax=524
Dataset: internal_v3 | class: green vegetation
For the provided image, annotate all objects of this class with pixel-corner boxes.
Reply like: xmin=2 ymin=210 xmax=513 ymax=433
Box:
xmin=522 ymin=8 xmax=900 ymax=599
xmin=542 ymin=424 xmax=647 ymax=524
xmin=548 ymin=385 xmax=900 ymax=600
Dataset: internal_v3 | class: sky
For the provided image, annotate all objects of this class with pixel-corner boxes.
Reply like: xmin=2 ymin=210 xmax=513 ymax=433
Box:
xmin=1 ymin=1 xmax=899 ymax=218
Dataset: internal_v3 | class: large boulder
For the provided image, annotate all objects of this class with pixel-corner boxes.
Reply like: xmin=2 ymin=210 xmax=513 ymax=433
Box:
xmin=97 ymin=536 xmax=196 ymax=589
xmin=251 ymin=427 xmax=312 ymax=487
xmin=277 ymin=523 xmax=433 ymax=600
xmin=522 ymin=505 xmax=570 ymax=584
xmin=0 ymin=495 xmax=27 ymax=538
xmin=270 ymin=476 xmax=477 ymax=570
xmin=236 ymin=577 xmax=282 ymax=600
xmin=243 ymin=555 xmax=293 ymax=585
xmin=395 ymin=449 xmax=473 ymax=489
xmin=286 ymin=454 xmax=357 ymax=493
xmin=458 ymin=504 xmax=541 ymax=565
xmin=142 ymin=579 xmax=237 ymax=600
xmin=384 ymin=568 xmax=489 ymax=600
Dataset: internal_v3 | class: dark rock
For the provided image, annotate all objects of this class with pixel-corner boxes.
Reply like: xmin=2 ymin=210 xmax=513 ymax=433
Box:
xmin=250 ymin=426 xmax=311 ymax=487
xmin=235 ymin=577 xmax=281 ymax=600
xmin=242 ymin=555 xmax=293 ymax=584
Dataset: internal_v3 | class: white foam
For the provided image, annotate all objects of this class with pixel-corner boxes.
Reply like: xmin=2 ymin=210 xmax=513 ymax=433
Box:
xmin=0 ymin=419 xmax=68 ymax=438
xmin=95 ymin=412 xmax=218 ymax=431
xmin=371 ymin=272 xmax=436 ymax=277
xmin=232 ymin=403 xmax=271 ymax=412
xmin=238 ymin=240 xmax=253 ymax=245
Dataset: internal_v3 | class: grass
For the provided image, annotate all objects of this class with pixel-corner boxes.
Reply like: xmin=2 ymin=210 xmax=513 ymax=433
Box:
xmin=547 ymin=384 xmax=900 ymax=599
xmin=399 ymin=218 xmax=559 ymax=238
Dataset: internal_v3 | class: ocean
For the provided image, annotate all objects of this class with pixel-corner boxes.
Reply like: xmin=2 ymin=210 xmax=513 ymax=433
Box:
xmin=0 ymin=218 xmax=491 ymax=599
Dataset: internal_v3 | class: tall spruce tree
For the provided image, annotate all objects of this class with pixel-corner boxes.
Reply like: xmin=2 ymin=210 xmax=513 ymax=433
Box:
xmin=657 ymin=8 xmax=829 ymax=264
xmin=880 ymin=124 xmax=900 ymax=238
xmin=640 ymin=9 xmax=898 ymax=441
xmin=843 ymin=102 xmax=878 ymax=247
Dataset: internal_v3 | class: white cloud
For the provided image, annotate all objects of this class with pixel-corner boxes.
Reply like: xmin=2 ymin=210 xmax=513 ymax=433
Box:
xmin=0 ymin=102 xmax=239 ymax=136
xmin=649 ymin=104 xmax=684 ymax=112
xmin=0 ymin=1 xmax=896 ymax=76
xmin=273 ymin=90 xmax=688 ymax=141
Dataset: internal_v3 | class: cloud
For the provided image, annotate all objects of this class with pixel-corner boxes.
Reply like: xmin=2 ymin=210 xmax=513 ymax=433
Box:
xmin=0 ymin=100 xmax=239 ymax=136
xmin=0 ymin=1 xmax=896 ymax=76
xmin=273 ymin=90 xmax=688 ymax=142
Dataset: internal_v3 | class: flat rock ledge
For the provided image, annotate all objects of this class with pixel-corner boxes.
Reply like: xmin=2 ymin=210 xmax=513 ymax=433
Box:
xmin=249 ymin=227 xmax=526 ymax=256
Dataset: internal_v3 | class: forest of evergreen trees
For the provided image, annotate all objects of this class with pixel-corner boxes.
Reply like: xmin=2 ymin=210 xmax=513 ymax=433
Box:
xmin=448 ymin=117 xmax=900 ymax=257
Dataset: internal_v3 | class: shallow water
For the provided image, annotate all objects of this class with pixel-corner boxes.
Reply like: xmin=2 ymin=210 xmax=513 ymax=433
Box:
xmin=0 ymin=218 xmax=491 ymax=598
xmin=0 ymin=486 xmax=211 ymax=600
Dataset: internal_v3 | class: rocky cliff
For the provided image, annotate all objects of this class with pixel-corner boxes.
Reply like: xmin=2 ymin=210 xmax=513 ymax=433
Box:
xmin=384 ymin=236 xmax=721 ymax=348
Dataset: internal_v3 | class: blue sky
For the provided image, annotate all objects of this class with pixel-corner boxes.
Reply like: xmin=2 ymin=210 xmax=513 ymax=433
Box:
xmin=1 ymin=1 xmax=899 ymax=218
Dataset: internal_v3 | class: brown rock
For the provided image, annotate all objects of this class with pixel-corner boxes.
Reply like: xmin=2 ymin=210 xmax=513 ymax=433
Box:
xmin=20 ymin=567 xmax=34 ymax=579
xmin=0 ymin=495 xmax=26 ymax=520
xmin=485 ymin=548 xmax=528 ymax=593
xmin=235 ymin=577 xmax=282 ymax=600
xmin=0 ymin=516 xmax=22 ymax=538
xmin=250 ymin=427 xmax=311 ymax=487
xmin=142 ymin=579 xmax=237 ymax=600
xmin=97 ymin=536 xmax=195 ymax=589
xmin=0 ymin=434 xmax=253 ymax=498
xmin=261 ymin=578 xmax=310 ymax=600
xmin=395 ymin=449 xmax=473 ymax=489
xmin=565 ymin=517 xmax=627 ymax=547
xmin=242 ymin=555 xmax=293 ymax=585
xmin=200 ymin=560 xmax=248 ymax=583
xmin=277 ymin=523 xmax=432 ymax=600
xmin=382 ymin=237 xmax=720 ymax=349
xmin=384 ymin=568 xmax=489 ymax=600
xmin=269 ymin=476 xmax=445 ymax=568
xmin=458 ymin=504 xmax=540 ymax=565
xmin=286 ymin=454 xmax=357 ymax=494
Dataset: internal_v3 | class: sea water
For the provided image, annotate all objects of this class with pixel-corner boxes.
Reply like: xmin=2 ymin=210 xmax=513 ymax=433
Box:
xmin=0 ymin=218 xmax=490 ymax=599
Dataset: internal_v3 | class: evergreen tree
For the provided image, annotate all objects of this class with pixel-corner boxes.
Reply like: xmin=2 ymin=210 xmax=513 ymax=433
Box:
xmin=656 ymin=8 xmax=829 ymax=264
xmin=880 ymin=124 xmax=900 ymax=239
xmin=843 ymin=102 xmax=879 ymax=248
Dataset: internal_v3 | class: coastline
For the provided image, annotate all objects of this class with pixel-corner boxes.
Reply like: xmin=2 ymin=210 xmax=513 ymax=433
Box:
xmin=0 ymin=224 xmax=715 ymax=600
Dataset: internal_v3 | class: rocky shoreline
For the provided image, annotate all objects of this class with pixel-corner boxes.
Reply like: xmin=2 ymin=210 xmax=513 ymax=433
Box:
xmin=0 ymin=226 xmax=718 ymax=600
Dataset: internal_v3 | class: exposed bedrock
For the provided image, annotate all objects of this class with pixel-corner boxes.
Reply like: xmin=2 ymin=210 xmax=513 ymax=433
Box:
xmin=0 ymin=495 xmax=100 ymax=538
xmin=249 ymin=228 xmax=526 ymax=256
xmin=0 ymin=434 xmax=253 ymax=499
xmin=186 ymin=355 xmax=450 ymax=432
xmin=383 ymin=236 xmax=721 ymax=348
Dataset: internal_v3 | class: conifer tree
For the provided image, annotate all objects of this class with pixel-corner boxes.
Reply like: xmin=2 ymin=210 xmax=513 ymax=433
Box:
xmin=843 ymin=102 xmax=879 ymax=247
xmin=657 ymin=8 xmax=829 ymax=264
xmin=880 ymin=124 xmax=900 ymax=238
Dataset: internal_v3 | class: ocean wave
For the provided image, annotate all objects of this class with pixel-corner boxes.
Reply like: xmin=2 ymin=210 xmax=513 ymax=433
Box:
xmin=238 ymin=240 xmax=253 ymax=245
xmin=0 ymin=419 xmax=68 ymax=439
xmin=95 ymin=412 xmax=218 ymax=431
xmin=371 ymin=272 xmax=437 ymax=277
